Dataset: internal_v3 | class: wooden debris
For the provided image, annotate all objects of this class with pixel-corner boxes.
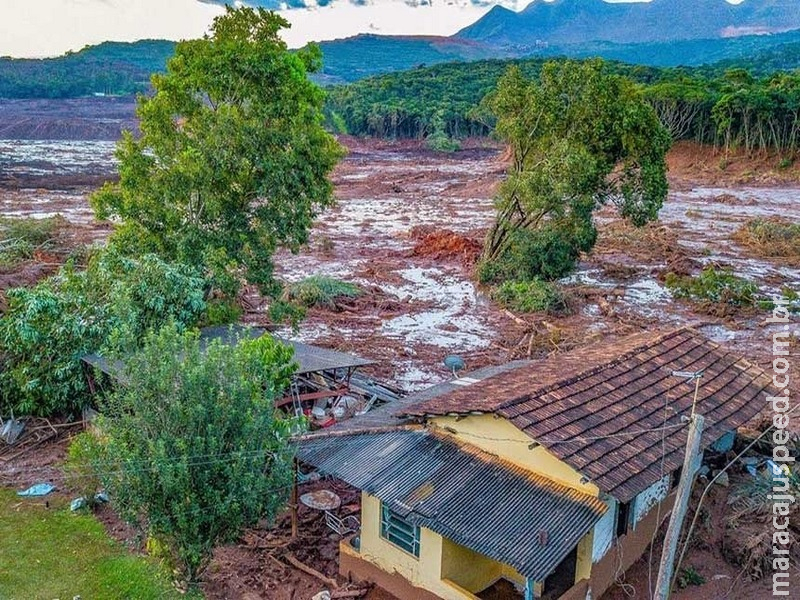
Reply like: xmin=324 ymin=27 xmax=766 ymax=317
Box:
xmin=284 ymin=553 xmax=339 ymax=589
xmin=331 ymin=589 xmax=369 ymax=599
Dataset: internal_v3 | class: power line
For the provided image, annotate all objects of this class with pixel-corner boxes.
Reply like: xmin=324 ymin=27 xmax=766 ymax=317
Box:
xmin=671 ymin=401 xmax=800 ymax=591
xmin=446 ymin=420 xmax=688 ymax=447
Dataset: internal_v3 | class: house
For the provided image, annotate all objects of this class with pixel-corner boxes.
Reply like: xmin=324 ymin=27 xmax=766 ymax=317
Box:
xmin=295 ymin=327 xmax=775 ymax=600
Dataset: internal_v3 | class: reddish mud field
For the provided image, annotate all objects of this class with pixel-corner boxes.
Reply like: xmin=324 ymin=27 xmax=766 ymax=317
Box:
xmin=1 ymin=129 xmax=799 ymax=599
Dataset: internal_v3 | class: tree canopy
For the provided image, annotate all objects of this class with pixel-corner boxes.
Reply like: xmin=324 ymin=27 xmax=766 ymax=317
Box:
xmin=479 ymin=61 xmax=671 ymax=284
xmin=91 ymin=7 xmax=344 ymax=297
xmin=93 ymin=325 xmax=298 ymax=584
xmin=0 ymin=249 xmax=207 ymax=417
xmin=325 ymin=56 xmax=800 ymax=156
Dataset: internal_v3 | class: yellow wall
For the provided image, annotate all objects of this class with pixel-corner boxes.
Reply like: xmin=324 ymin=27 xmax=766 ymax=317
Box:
xmin=429 ymin=415 xmax=599 ymax=496
xmin=358 ymin=492 xmax=526 ymax=600
xmin=575 ymin=531 xmax=594 ymax=582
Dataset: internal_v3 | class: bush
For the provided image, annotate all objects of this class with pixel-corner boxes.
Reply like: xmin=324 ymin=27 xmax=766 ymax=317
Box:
xmin=0 ymin=248 xmax=207 ymax=417
xmin=282 ymin=275 xmax=361 ymax=309
xmin=665 ymin=266 xmax=759 ymax=313
xmin=94 ymin=325 xmax=298 ymax=584
xmin=677 ymin=566 xmax=706 ymax=589
xmin=491 ymin=279 xmax=567 ymax=314
xmin=733 ymin=218 xmax=800 ymax=259
xmin=64 ymin=432 xmax=105 ymax=508
xmin=0 ymin=216 xmax=65 ymax=268
xmin=478 ymin=225 xmax=595 ymax=284
xmin=199 ymin=299 xmax=243 ymax=328
xmin=425 ymin=130 xmax=461 ymax=153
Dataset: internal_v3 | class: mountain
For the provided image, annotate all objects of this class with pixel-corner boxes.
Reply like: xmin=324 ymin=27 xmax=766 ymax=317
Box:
xmin=0 ymin=40 xmax=175 ymax=99
xmin=3 ymin=3 xmax=800 ymax=98
xmin=313 ymin=35 xmax=513 ymax=84
xmin=457 ymin=0 xmax=800 ymax=49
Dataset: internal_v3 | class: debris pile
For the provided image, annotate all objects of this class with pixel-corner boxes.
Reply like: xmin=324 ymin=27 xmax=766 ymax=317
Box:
xmin=204 ymin=480 xmax=372 ymax=600
xmin=409 ymin=226 xmax=483 ymax=264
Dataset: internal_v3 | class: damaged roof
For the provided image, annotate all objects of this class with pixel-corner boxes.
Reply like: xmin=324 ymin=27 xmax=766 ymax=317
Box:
xmin=201 ymin=326 xmax=374 ymax=375
xmin=296 ymin=428 xmax=607 ymax=581
xmin=401 ymin=327 xmax=773 ymax=502
xmin=319 ymin=360 xmax=532 ymax=435
xmin=84 ymin=325 xmax=374 ymax=379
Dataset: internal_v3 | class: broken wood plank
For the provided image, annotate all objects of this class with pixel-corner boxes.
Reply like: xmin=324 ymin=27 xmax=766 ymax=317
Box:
xmin=284 ymin=553 xmax=339 ymax=589
xmin=331 ymin=589 xmax=369 ymax=599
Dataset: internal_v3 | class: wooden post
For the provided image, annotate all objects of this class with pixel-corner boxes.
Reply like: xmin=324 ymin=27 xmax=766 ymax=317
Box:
xmin=291 ymin=457 xmax=299 ymax=539
xmin=655 ymin=414 xmax=705 ymax=600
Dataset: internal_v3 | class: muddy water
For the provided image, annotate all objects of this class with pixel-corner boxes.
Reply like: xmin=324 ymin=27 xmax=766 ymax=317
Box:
xmin=666 ymin=187 xmax=800 ymax=288
xmin=1 ymin=139 xmax=798 ymax=390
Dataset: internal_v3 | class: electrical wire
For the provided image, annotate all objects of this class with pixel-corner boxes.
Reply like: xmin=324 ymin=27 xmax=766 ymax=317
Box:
xmin=670 ymin=400 xmax=800 ymax=592
xmin=447 ymin=420 xmax=688 ymax=446
xmin=648 ymin=385 xmax=672 ymax=599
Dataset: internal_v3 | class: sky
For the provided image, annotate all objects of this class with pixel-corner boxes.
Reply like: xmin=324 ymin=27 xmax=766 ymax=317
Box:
xmin=0 ymin=0 xmax=744 ymax=58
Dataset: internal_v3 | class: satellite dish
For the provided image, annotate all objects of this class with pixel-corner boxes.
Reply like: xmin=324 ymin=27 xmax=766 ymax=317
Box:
xmin=444 ymin=355 xmax=466 ymax=377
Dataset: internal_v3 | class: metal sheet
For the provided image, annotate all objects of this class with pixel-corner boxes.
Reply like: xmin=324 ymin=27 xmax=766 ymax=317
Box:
xmin=297 ymin=428 xmax=607 ymax=581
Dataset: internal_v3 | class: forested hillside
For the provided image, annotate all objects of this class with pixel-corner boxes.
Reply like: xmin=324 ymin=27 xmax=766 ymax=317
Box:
xmin=2 ymin=27 xmax=800 ymax=97
xmin=0 ymin=40 xmax=174 ymax=98
xmin=326 ymin=57 xmax=800 ymax=154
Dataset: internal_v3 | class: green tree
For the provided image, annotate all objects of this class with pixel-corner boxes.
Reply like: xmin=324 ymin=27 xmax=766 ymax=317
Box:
xmin=479 ymin=61 xmax=670 ymax=283
xmin=0 ymin=249 xmax=206 ymax=417
xmin=91 ymin=7 xmax=344 ymax=297
xmin=94 ymin=325 xmax=297 ymax=584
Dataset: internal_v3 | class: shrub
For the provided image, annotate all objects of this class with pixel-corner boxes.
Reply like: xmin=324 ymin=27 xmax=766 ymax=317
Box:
xmin=491 ymin=279 xmax=567 ymax=314
xmin=0 ymin=216 xmax=65 ymax=268
xmin=677 ymin=566 xmax=706 ymax=589
xmin=64 ymin=432 xmax=105 ymax=508
xmin=733 ymin=218 xmax=800 ymax=260
xmin=282 ymin=275 xmax=361 ymax=309
xmin=94 ymin=325 xmax=298 ymax=584
xmin=425 ymin=130 xmax=461 ymax=153
xmin=478 ymin=225 xmax=594 ymax=284
xmin=665 ymin=266 xmax=759 ymax=313
xmin=0 ymin=248 xmax=207 ymax=417
xmin=199 ymin=299 xmax=243 ymax=328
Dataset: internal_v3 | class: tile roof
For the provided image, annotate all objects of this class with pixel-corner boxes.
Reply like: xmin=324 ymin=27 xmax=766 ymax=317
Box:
xmin=296 ymin=429 xmax=607 ymax=581
xmin=401 ymin=328 xmax=774 ymax=502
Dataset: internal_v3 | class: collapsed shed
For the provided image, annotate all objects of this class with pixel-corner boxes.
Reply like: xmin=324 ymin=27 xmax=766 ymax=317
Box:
xmin=82 ymin=325 xmax=401 ymax=426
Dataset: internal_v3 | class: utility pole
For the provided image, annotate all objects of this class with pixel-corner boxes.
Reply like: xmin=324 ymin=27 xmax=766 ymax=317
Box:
xmin=654 ymin=412 xmax=705 ymax=600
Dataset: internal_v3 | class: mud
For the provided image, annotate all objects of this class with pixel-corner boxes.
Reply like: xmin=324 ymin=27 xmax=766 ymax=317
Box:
xmin=1 ymin=134 xmax=799 ymax=599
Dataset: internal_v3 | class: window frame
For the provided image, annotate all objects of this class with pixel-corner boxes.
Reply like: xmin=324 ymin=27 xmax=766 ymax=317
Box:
xmin=380 ymin=503 xmax=421 ymax=557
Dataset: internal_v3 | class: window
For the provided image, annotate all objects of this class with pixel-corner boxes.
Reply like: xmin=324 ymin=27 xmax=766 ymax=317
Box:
xmin=380 ymin=504 xmax=420 ymax=557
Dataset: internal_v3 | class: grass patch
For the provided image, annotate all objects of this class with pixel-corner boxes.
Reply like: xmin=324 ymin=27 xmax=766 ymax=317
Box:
xmin=0 ymin=488 xmax=193 ymax=599
xmin=677 ymin=565 xmax=706 ymax=589
xmin=0 ymin=216 xmax=65 ymax=269
xmin=665 ymin=266 xmax=760 ymax=315
xmin=282 ymin=275 xmax=362 ymax=309
xmin=491 ymin=279 xmax=567 ymax=314
xmin=733 ymin=217 xmax=800 ymax=260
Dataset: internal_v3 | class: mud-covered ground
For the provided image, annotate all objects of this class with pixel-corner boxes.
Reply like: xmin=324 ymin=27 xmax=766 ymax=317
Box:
xmin=1 ymin=133 xmax=799 ymax=599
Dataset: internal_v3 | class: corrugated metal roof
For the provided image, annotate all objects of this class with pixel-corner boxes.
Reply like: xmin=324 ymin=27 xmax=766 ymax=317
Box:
xmin=400 ymin=327 xmax=775 ymax=502
xmin=84 ymin=326 xmax=374 ymax=379
xmin=201 ymin=326 xmax=375 ymax=374
xmin=297 ymin=429 xmax=607 ymax=581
